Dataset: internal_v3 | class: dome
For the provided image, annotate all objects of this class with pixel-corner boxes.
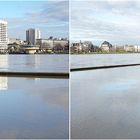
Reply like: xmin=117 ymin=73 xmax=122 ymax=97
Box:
xmin=101 ymin=41 xmax=112 ymax=48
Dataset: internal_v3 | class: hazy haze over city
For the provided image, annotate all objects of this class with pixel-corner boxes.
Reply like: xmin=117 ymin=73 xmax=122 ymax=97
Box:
xmin=0 ymin=0 xmax=69 ymax=40
xmin=71 ymin=0 xmax=140 ymax=45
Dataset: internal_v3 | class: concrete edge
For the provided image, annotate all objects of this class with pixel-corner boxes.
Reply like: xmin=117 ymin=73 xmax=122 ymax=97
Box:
xmin=0 ymin=71 xmax=69 ymax=79
xmin=70 ymin=63 xmax=140 ymax=72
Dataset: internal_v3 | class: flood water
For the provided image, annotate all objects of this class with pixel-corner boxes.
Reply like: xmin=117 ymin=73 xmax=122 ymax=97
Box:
xmin=71 ymin=54 xmax=140 ymax=139
xmin=71 ymin=54 xmax=140 ymax=68
xmin=0 ymin=54 xmax=69 ymax=72
xmin=0 ymin=55 xmax=69 ymax=139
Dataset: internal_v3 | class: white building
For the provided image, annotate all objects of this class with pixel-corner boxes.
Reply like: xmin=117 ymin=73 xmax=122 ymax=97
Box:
xmin=8 ymin=38 xmax=24 ymax=44
xmin=36 ymin=39 xmax=54 ymax=49
xmin=36 ymin=38 xmax=68 ymax=50
xmin=0 ymin=20 xmax=8 ymax=50
xmin=134 ymin=45 xmax=140 ymax=52
xmin=26 ymin=28 xmax=41 ymax=45
xmin=124 ymin=45 xmax=135 ymax=52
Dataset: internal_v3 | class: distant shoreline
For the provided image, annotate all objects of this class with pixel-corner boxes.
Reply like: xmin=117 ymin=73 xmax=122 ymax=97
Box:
xmin=71 ymin=52 xmax=140 ymax=55
xmin=0 ymin=53 xmax=69 ymax=55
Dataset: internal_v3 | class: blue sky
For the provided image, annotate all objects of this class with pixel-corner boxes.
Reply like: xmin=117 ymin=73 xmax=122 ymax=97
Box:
xmin=0 ymin=0 xmax=69 ymax=40
xmin=71 ymin=0 xmax=140 ymax=45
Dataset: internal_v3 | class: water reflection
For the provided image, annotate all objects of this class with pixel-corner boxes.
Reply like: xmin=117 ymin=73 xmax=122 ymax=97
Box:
xmin=0 ymin=55 xmax=8 ymax=90
xmin=35 ymin=55 xmax=41 ymax=67
xmin=0 ymin=55 xmax=8 ymax=70
xmin=0 ymin=55 xmax=68 ymax=72
xmin=71 ymin=54 xmax=140 ymax=68
xmin=0 ymin=55 xmax=69 ymax=138
xmin=25 ymin=55 xmax=41 ymax=67
xmin=0 ymin=76 xmax=68 ymax=138
xmin=71 ymin=66 xmax=140 ymax=139
xmin=0 ymin=77 xmax=8 ymax=90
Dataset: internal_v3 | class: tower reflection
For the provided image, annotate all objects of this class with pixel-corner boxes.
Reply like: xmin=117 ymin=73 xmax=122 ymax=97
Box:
xmin=0 ymin=55 xmax=8 ymax=90
xmin=0 ymin=77 xmax=8 ymax=90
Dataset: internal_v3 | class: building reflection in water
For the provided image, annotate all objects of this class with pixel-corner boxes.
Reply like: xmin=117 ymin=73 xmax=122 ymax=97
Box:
xmin=0 ymin=77 xmax=8 ymax=90
xmin=0 ymin=55 xmax=8 ymax=90
xmin=35 ymin=55 xmax=41 ymax=68
xmin=26 ymin=55 xmax=41 ymax=81
xmin=25 ymin=55 xmax=41 ymax=68
xmin=35 ymin=56 xmax=41 ymax=81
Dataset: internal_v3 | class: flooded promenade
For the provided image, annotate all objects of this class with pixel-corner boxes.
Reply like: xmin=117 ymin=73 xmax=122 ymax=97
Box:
xmin=0 ymin=55 xmax=69 ymax=139
xmin=71 ymin=54 xmax=140 ymax=139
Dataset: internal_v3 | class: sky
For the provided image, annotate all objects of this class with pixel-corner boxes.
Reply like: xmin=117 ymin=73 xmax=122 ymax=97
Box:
xmin=71 ymin=0 xmax=140 ymax=45
xmin=0 ymin=0 xmax=69 ymax=40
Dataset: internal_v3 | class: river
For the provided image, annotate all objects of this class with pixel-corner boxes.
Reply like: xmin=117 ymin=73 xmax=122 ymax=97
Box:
xmin=71 ymin=54 xmax=140 ymax=68
xmin=71 ymin=54 xmax=140 ymax=139
xmin=0 ymin=54 xmax=69 ymax=72
xmin=0 ymin=54 xmax=69 ymax=139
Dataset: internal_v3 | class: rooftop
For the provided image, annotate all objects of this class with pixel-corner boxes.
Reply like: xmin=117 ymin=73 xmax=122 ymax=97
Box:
xmin=0 ymin=20 xmax=7 ymax=24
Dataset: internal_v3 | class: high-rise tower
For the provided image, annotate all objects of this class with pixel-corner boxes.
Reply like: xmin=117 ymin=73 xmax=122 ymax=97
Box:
xmin=26 ymin=28 xmax=41 ymax=45
xmin=0 ymin=20 xmax=8 ymax=50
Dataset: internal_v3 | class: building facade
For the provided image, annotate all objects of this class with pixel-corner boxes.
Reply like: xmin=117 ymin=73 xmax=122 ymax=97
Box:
xmin=134 ymin=45 xmax=140 ymax=52
xmin=100 ymin=41 xmax=112 ymax=52
xmin=36 ymin=38 xmax=68 ymax=51
xmin=26 ymin=28 xmax=41 ymax=45
xmin=71 ymin=41 xmax=95 ymax=53
xmin=0 ymin=20 xmax=8 ymax=50
xmin=8 ymin=38 xmax=24 ymax=45
xmin=36 ymin=39 xmax=54 ymax=50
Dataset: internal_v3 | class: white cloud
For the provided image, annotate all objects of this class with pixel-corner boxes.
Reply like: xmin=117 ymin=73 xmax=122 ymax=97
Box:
xmin=71 ymin=0 xmax=140 ymax=45
xmin=7 ymin=1 xmax=69 ymax=39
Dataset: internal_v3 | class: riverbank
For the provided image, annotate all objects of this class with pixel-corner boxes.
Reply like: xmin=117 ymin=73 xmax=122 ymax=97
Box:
xmin=71 ymin=52 xmax=140 ymax=55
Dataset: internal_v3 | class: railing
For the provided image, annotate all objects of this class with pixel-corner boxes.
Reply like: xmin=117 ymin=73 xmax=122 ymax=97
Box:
xmin=0 ymin=71 xmax=69 ymax=79
xmin=70 ymin=63 xmax=140 ymax=72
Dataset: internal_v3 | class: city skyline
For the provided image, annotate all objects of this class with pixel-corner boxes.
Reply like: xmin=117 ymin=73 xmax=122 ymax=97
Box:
xmin=71 ymin=0 xmax=140 ymax=45
xmin=0 ymin=0 xmax=69 ymax=40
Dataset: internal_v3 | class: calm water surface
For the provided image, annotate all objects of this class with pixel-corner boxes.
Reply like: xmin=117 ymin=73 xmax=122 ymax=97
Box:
xmin=0 ymin=55 xmax=69 ymax=139
xmin=71 ymin=54 xmax=140 ymax=139
xmin=0 ymin=54 xmax=68 ymax=72
xmin=71 ymin=54 xmax=140 ymax=68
